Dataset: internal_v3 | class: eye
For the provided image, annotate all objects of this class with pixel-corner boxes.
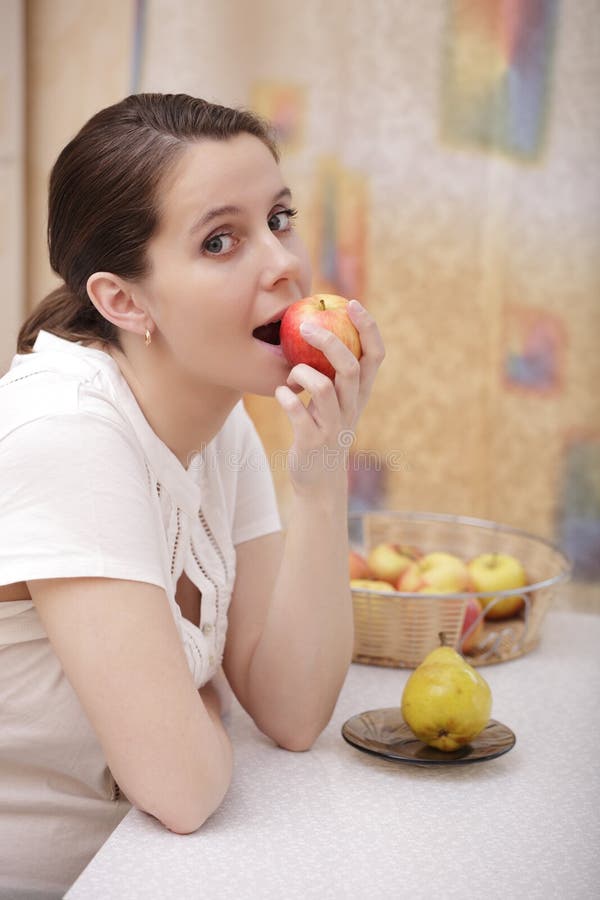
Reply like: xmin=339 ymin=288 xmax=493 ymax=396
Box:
xmin=268 ymin=207 xmax=298 ymax=233
xmin=202 ymin=232 xmax=236 ymax=256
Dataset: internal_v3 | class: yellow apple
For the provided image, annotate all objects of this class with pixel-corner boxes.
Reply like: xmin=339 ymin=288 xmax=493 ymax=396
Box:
xmin=467 ymin=553 xmax=527 ymax=620
xmin=367 ymin=543 xmax=421 ymax=585
xmin=350 ymin=579 xmax=395 ymax=592
xmin=397 ymin=551 xmax=471 ymax=593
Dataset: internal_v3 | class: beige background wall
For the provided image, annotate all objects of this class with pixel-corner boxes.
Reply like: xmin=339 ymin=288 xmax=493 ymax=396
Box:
xmin=11 ymin=1 xmax=600 ymax=601
xmin=0 ymin=0 xmax=25 ymax=372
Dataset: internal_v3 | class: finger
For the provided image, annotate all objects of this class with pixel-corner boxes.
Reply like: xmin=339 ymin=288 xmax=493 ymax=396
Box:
xmin=299 ymin=322 xmax=362 ymax=382
xmin=346 ymin=300 xmax=385 ymax=412
xmin=274 ymin=385 xmax=320 ymax=448
xmin=285 ymin=364 xmax=341 ymax=434
xmin=297 ymin=323 xmax=361 ymax=421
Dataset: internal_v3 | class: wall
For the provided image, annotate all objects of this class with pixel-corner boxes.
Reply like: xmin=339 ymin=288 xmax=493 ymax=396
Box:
xmin=25 ymin=0 xmax=133 ymax=311
xmin=0 ymin=0 xmax=25 ymax=373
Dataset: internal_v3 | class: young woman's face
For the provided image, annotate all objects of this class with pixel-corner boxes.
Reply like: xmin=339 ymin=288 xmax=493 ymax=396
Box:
xmin=137 ymin=133 xmax=312 ymax=395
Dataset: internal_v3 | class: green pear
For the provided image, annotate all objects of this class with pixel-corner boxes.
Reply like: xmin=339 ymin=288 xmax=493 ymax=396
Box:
xmin=401 ymin=634 xmax=492 ymax=751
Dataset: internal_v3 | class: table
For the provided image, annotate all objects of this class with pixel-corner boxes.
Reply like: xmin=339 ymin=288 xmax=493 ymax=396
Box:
xmin=67 ymin=611 xmax=600 ymax=900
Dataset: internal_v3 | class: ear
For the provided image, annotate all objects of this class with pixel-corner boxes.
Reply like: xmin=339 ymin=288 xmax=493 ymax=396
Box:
xmin=86 ymin=272 xmax=152 ymax=337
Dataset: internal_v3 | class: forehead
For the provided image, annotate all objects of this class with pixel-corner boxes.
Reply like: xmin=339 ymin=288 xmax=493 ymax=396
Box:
xmin=156 ymin=134 xmax=283 ymax=230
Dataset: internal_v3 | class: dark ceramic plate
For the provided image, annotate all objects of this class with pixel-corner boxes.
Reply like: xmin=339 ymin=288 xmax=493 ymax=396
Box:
xmin=341 ymin=707 xmax=516 ymax=766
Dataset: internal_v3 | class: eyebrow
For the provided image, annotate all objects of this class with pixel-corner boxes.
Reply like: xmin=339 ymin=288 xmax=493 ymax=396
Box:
xmin=189 ymin=187 xmax=293 ymax=235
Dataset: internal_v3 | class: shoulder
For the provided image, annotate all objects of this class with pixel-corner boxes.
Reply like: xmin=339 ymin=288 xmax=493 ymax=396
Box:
xmin=0 ymin=334 xmax=136 ymax=448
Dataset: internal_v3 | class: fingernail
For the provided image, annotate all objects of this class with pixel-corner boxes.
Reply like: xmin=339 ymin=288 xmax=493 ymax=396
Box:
xmin=300 ymin=322 xmax=316 ymax=336
xmin=348 ymin=299 xmax=364 ymax=312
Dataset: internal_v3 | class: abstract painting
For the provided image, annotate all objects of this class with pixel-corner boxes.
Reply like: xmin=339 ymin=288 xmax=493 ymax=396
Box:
xmin=442 ymin=0 xmax=559 ymax=160
xmin=311 ymin=157 xmax=368 ymax=302
xmin=502 ymin=306 xmax=565 ymax=395
xmin=558 ymin=433 xmax=600 ymax=580
xmin=251 ymin=83 xmax=306 ymax=153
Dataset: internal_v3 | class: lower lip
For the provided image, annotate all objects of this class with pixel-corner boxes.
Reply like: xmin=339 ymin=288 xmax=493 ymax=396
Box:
xmin=253 ymin=338 xmax=286 ymax=359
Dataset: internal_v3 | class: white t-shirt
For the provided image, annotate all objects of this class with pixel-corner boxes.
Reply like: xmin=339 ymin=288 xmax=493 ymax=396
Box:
xmin=0 ymin=330 xmax=281 ymax=898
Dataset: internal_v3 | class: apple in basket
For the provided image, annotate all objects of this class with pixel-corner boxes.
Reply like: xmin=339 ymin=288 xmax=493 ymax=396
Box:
xmin=350 ymin=579 xmax=395 ymax=592
xmin=397 ymin=552 xmax=471 ymax=593
xmin=467 ymin=553 xmax=527 ymax=619
xmin=460 ymin=595 xmax=485 ymax=654
xmin=367 ymin=543 xmax=422 ymax=585
xmin=349 ymin=550 xmax=372 ymax=581
xmin=280 ymin=294 xmax=362 ymax=380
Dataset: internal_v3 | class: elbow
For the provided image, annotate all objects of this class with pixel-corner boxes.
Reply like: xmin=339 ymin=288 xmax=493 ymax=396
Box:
xmin=163 ymin=785 xmax=227 ymax=834
xmin=137 ymin=752 xmax=233 ymax=835
xmin=255 ymin=696 xmax=340 ymax=753
xmin=269 ymin=715 xmax=332 ymax=753
xmin=154 ymin=774 xmax=230 ymax=835
xmin=277 ymin=734 xmax=317 ymax=753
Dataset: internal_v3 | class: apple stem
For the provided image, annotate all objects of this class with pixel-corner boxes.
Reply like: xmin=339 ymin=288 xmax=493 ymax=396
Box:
xmin=439 ymin=631 xmax=448 ymax=647
xmin=319 ymin=298 xmax=326 ymax=311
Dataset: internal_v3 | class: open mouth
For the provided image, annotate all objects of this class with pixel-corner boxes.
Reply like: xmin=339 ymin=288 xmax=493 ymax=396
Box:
xmin=252 ymin=318 xmax=282 ymax=345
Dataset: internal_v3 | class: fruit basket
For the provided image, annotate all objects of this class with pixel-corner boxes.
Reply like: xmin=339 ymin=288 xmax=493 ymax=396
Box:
xmin=349 ymin=511 xmax=571 ymax=668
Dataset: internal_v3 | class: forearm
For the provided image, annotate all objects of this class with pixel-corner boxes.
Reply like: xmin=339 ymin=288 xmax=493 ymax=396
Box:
xmin=246 ymin=475 xmax=353 ymax=750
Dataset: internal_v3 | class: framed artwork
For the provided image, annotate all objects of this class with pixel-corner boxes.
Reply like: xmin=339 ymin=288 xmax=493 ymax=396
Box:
xmin=558 ymin=432 xmax=600 ymax=580
xmin=311 ymin=156 xmax=368 ymax=302
xmin=251 ymin=83 xmax=306 ymax=153
xmin=441 ymin=0 xmax=559 ymax=160
xmin=502 ymin=305 xmax=566 ymax=395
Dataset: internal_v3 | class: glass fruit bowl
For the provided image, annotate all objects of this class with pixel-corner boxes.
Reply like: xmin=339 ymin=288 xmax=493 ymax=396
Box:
xmin=348 ymin=511 xmax=572 ymax=667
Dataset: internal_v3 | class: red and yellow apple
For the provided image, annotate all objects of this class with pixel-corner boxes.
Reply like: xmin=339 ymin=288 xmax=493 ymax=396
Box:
xmin=367 ymin=543 xmax=421 ymax=586
xmin=349 ymin=550 xmax=372 ymax=581
xmin=280 ymin=293 xmax=362 ymax=379
xmin=350 ymin=579 xmax=395 ymax=592
xmin=467 ymin=553 xmax=527 ymax=619
xmin=397 ymin=552 xmax=471 ymax=594
xmin=459 ymin=595 xmax=485 ymax=654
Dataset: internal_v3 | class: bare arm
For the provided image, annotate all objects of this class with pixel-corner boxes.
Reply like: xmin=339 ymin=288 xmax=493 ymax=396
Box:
xmin=224 ymin=300 xmax=384 ymax=750
xmin=28 ymin=576 xmax=232 ymax=833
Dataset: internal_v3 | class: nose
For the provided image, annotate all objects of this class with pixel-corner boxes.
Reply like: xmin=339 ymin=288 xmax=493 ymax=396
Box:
xmin=258 ymin=228 xmax=305 ymax=291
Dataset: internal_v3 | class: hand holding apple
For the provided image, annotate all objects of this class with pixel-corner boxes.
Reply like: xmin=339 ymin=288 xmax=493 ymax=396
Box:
xmin=280 ymin=293 xmax=362 ymax=379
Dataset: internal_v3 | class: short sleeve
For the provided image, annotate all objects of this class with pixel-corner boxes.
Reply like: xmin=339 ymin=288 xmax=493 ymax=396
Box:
xmin=0 ymin=412 xmax=169 ymax=590
xmin=219 ymin=403 xmax=282 ymax=546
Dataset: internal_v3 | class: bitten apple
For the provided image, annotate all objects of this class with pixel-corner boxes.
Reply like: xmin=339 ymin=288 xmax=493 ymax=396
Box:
xmin=349 ymin=550 xmax=372 ymax=581
xmin=280 ymin=293 xmax=362 ymax=379
xmin=367 ymin=543 xmax=421 ymax=586
xmin=467 ymin=553 xmax=527 ymax=619
xmin=398 ymin=552 xmax=471 ymax=593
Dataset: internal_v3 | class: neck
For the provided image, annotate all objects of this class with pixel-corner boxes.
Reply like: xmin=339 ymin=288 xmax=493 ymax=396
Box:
xmin=109 ymin=339 xmax=241 ymax=469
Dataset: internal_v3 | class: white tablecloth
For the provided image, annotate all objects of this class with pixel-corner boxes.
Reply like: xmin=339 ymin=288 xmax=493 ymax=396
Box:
xmin=67 ymin=611 xmax=600 ymax=900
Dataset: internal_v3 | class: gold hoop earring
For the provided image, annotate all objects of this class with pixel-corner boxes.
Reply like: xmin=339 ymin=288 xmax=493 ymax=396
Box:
xmin=144 ymin=328 xmax=152 ymax=348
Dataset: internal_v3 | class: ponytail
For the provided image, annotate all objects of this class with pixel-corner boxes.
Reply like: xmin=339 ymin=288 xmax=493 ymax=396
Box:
xmin=17 ymin=286 xmax=118 ymax=354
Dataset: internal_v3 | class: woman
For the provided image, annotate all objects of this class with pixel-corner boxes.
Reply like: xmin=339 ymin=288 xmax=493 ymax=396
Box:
xmin=0 ymin=93 xmax=384 ymax=898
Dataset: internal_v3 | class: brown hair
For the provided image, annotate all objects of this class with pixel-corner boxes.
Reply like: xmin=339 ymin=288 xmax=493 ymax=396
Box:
xmin=17 ymin=93 xmax=279 ymax=353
